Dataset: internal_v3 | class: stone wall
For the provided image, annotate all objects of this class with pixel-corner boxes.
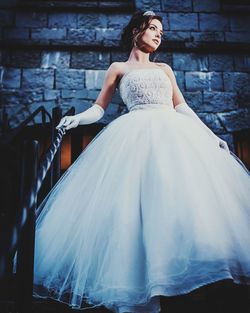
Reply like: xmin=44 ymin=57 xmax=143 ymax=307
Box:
xmin=0 ymin=0 xmax=250 ymax=149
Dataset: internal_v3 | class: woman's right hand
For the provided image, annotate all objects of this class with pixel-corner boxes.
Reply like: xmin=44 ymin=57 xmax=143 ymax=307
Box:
xmin=56 ymin=115 xmax=80 ymax=130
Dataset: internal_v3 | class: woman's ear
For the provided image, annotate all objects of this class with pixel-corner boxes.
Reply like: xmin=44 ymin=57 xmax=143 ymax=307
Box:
xmin=132 ymin=28 xmax=137 ymax=35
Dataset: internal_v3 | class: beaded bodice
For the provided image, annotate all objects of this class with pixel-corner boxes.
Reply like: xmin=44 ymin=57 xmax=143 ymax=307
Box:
xmin=119 ymin=68 xmax=174 ymax=111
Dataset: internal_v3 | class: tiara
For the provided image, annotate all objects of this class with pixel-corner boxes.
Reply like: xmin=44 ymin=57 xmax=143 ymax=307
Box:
xmin=143 ymin=11 xmax=156 ymax=16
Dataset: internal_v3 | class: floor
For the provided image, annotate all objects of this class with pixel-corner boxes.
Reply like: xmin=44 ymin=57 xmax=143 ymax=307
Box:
xmin=1 ymin=280 xmax=250 ymax=313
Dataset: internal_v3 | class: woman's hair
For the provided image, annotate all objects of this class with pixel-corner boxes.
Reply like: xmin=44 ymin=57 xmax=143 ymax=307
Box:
xmin=120 ymin=11 xmax=163 ymax=51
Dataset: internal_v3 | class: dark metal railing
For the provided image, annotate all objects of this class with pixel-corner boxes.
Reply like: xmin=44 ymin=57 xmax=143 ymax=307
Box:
xmin=15 ymin=126 xmax=66 ymax=313
xmin=0 ymin=106 xmax=51 ymax=145
xmin=0 ymin=105 xmax=75 ymax=313
xmin=50 ymin=106 xmax=75 ymax=187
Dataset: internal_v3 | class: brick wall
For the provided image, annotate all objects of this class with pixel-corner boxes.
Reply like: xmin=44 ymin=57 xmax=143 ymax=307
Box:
xmin=0 ymin=0 xmax=250 ymax=149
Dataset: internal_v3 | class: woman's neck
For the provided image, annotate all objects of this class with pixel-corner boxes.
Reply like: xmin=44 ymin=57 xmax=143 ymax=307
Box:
xmin=127 ymin=47 xmax=151 ymax=64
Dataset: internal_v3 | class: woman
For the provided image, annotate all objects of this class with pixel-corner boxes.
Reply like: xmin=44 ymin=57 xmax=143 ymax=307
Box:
xmin=33 ymin=11 xmax=250 ymax=313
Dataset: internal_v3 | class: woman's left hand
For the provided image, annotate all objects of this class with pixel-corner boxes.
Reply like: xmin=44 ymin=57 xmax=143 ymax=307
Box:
xmin=219 ymin=140 xmax=230 ymax=153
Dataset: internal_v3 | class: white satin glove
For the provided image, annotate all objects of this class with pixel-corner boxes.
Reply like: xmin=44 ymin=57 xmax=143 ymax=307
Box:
xmin=56 ymin=104 xmax=105 ymax=130
xmin=175 ymin=102 xmax=230 ymax=153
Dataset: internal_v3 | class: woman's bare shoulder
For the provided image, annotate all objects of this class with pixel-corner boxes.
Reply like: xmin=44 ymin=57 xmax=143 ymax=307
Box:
xmin=155 ymin=62 xmax=174 ymax=73
xmin=108 ymin=62 xmax=127 ymax=74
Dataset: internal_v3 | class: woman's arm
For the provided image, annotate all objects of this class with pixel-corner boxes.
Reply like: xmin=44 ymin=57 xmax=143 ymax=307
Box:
xmin=162 ymin=63 xmax=186 ymax=108
xmin=94 ymin=62 xmax=121 ymax=111
xmin=162 ymin=63 xmax=230 ymax=153
xmin=56 ymin=62 xmax=121 ymax=130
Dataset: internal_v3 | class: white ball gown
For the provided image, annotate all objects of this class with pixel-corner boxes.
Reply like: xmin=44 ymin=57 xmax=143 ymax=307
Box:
xmin=33 ymin=68 xmax=250 ymax=313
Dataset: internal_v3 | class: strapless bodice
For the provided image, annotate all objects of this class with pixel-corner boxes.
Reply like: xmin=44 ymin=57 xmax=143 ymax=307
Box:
xmin=118 ymin=68 xmax=174 ymax=111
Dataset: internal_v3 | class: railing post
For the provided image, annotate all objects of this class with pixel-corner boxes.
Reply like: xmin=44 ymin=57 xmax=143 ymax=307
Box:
xmin=2 ymin=110 xmax=9 ymax=134
xmin=16 ymin=140 xmax=39 ymax=313
xmin=71 ymin=131 xmax=83 ymax=163
xmin=51 ymin=107 xmax=62 ymax=187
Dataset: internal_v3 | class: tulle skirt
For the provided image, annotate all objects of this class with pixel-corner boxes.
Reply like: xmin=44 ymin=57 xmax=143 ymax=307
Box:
xmin=33 ymin=105 xmax=250 ymax=313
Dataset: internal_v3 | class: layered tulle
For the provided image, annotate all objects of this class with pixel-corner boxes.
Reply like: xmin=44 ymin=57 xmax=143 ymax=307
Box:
xmin=33 ymin=106 xmax=250 ymax=313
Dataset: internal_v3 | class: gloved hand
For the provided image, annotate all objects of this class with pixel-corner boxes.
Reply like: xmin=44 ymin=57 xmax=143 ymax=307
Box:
xmin=56 ymin=104 xmax=104 ymax=130
xmin=175 ymin=102 xmax=230 ymax=153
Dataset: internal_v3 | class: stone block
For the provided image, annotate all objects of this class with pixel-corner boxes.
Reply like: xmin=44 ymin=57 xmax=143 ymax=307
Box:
xmin=225 ymin=32 xmax=250 ymax=43
xmin=103 ymin=39 xmax=122 ymax=48
xmin=75 ymin=90 xmax=90 ymax=99
xmin=169 ymin=13 xmax=198 ymax=31
xmin=111 ymin=90 xmax=123 ymax=104
xmin=68 ymin=28 xmax=95 ymax=42
xmin=2 ymin=50 xmax=41 ymax=68
xmin=230 ymin=16 xmax=250 ymax=32
xmin=56 ymin=69 xmax=85 ymax=90
xmin=111 ymin=51 xmax=129 ymax=63
xmin=163 ymin=31 xmax=191 ymax=42
xmin=2 ymin=90 xmax=43 ymax=107
xmin=161 ymin=14 xmax=170 ymax=31
xmin=173 ymin=53 xmax=208 ymax=71
xmin=174 ymin=70 xmax=185 ymax=91
xmin=237 ymin=92 xmax=250 ymax=108
xmin=0 ymin=50 xmax=8 ymax=66
xmin=198 ymin=113 xmax=225 ymax=134
xmin=186 ymin=72 xmax=223 ymax=91
xmin=48 ymin=13 xmax=77 ymax=28
xmin=162 ymin=0 xmax=192 ymax=12
xmin=101 ymin=102 xmax=120 ymax=124
xmin=85 ymin=70 xmax=106 ymax=90
xmin=208 ymin=54 xmax=234 ymax=71
xmin=78 ymin=13 xmax=107 ymax=28
xmin=41 ymin=51 xmax=70 ymax=69
xmin=60 ymin=99 xmax=90 ymax=115
xmin=199 ymin=14 xmax=229 ymax=31
xmin=71 ymin=51 xmax=110 ymax=69
xmin=191 ymin=31 xmax=224 ymax=42
xmin=61 ymin=89 xmax=88 ymax=99
xmin=22 ymin=69 xmax=54 ymax=89
xmin=32 ymin=28 xmax=66 ymax=40
xmin=44 ymin=89 xmax=60 ymax=101
xmin=107 ymin=14 xmax=131 ymax=29
xmin=183 ymin=91 xmax=202 ymax=111
xmin=217 ymin=109 xmax=250 ymax=132
xmin=86 ymin=90 xmax=99 ymax=101
xmin=3 ymin=27 xmax=29 ymax=39
xmin=151 ymin=52 xmax=172 ymax=66
xmin=1 ymin=92 xmax=20 ymax=107
xmin=15 ymin=12 xmax=47 ymax=28
xmin=203 ymin=91 xmax=237 ymax=112
xmin=0 ymin=9 xmax=14 ymax=26
xmin=135 ymin=0 xmax=161 ymax=10
xmin=234 ymin=56 xmax=250 ymax=72
xmin=223 ymin=72 xmax=250 ymax=92
xmin=2 ymin=68 xmax=21 ymax=89
xmin=96 ymin=29 xmax=121 ymax=42
xmin=61 ymin=89 xmax=77 ymax=99
xmin=193 ymin=0 xmax=220 ymax=12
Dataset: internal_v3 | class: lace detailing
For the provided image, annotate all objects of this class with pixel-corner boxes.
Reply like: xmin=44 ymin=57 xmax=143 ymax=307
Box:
xmin=119 ymin=68 xmax=174 ymax=112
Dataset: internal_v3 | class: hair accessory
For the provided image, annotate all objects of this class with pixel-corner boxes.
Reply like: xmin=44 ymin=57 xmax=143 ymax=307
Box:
xmin=143 ymin=11 xmax=156 ymax=16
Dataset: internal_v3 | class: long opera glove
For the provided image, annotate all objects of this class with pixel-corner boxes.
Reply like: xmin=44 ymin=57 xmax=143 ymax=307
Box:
xmin=175 ymin=102 xmax=230 ymax=153
xmin=56 ymin=104 xmax=105 ymax=130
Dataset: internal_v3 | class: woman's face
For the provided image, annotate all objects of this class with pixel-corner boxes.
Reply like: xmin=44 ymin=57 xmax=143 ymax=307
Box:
xmin=137 ymin=19 xmax=163 ymax=53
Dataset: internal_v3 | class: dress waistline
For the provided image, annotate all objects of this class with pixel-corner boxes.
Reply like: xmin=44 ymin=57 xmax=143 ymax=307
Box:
xmin=129 ymin=104 xmax=175 ymax=112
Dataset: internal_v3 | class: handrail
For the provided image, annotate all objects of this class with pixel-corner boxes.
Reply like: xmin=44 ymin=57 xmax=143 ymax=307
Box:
xmin=0 ymin=106 xmax=51 ymax=145
xmin=0 ymin=126 xmax=66 ymax=279
xmin=63 ymin=107 xmax=75 ymax=117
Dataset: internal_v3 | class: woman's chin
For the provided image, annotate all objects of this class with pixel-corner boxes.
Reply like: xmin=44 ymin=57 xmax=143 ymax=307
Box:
xmin=139 ymin=45 xmax=158 ymax=53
